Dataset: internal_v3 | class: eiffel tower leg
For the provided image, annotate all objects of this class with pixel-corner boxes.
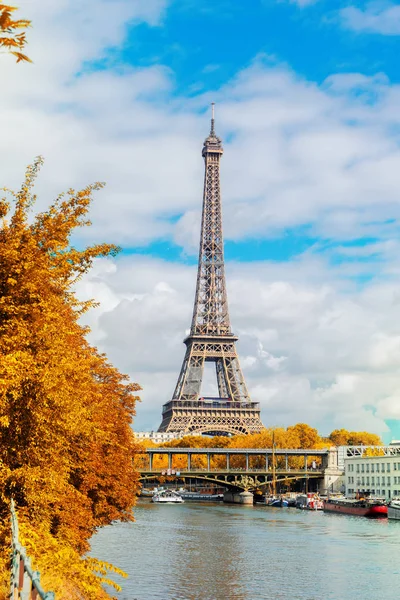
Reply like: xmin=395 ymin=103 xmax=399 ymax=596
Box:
xmin=222 ymin=355 xmax=251 ymax=403
xmin=216 ymin=359 xmax=229 ymax=397
xmin=173 ymin=345 xmax=205 ymax=401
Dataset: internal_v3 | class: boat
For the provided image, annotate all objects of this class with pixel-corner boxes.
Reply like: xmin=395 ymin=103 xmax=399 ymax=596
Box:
xmin=323 ymin=497 xmax=387 ymax=518
xmin=179 ymin=492 xmax=224 ymax=501
xmin=267 ymin=497 xmax=289 ymax=507
xmin=295 ymin=493 xmax=323 ymax=510
xmin=388 ymin=499 xmax=400 ymax=520
xmin=151 ymin=490 xmax=184 ymax=504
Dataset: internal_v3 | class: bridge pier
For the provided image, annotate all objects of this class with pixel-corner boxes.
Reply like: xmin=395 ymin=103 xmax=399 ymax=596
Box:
xmin=223 ymin=490 xmax=254 ymax=505
xmin=319 ymin=446 xmax=344 ymax=494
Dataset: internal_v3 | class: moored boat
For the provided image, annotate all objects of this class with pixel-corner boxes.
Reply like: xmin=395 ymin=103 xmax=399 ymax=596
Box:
xmin=323 ymin=497 xmax=387 ymax=518
xmin=295 ymin=493 xmax=323 ymax=510
xmin=179 ymin=492 xmax=224 ymax=501
xmin=268 ymin=497 xmax=289 ymax=507
xmin=388 ymin=499 xmax=400 ymax=520
xmin=151 ymin=490 xmax=184 ymax=504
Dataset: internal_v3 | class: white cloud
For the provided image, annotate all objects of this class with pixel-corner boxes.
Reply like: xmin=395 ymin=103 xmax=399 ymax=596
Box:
xmin=75 ymin=254 xmax=400 ymax=437
xmin=3 ymin=7 xmax=400 ymax=253
xmin=4 ymin=1 xmax=400 ymax=438
xmin=341 ymin=3 xmax=400 ymax=35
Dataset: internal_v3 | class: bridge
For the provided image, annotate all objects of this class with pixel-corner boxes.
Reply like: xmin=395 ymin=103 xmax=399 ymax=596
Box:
xmin=136 ymin=446 xmax=342 ymax=501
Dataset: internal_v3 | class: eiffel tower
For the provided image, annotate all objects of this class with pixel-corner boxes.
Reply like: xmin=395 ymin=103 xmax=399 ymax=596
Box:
xmin=158 ymin=106 xmax=264 ymax=436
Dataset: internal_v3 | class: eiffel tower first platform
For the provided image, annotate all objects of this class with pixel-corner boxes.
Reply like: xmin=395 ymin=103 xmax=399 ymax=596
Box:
xmin=158 ymin=106 xmax=264 ymax=436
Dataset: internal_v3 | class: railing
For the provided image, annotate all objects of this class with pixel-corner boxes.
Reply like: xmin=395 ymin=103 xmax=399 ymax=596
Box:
xmin=141 ymin=467 xmax=323 ymax=473
xmin=143 ymin=447 xmax=329 ymax=456
xmin=162 ymin=400 xmax=261 ymax=414
xmin=10 ymin=499 xmax=55 ymax=600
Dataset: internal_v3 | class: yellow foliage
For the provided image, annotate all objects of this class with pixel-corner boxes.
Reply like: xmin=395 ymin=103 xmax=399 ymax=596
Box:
xmin=329 ymin=428 xmax=382 ymax=447
xmin=0 ymin=160 xmax=141 ymax=597
xmin=148 ymin=424 xmax=382 ymax=471
xmin=0 ymin=4 xmax=31 ymax=63
xmin=363 ymin=447 xmax=385 ymax=457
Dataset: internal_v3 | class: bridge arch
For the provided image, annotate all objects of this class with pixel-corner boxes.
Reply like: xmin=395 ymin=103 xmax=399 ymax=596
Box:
xmin=139 ymin=472 xmax=318 ymax=492
xmin=186 ymin=424 xmax=249 ymax=436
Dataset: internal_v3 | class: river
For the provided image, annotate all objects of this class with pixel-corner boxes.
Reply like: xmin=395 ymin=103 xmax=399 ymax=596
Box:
xmin=90 ymin=499 xmax=400 ymax=600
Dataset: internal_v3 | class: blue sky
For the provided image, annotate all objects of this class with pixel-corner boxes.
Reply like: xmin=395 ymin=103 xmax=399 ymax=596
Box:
xmin=119 ymin=1 xmax=400 ymax=90
xmin=5 ymin=0 xmax=400 ymax=440
xmin=108 ymin=0 xmax=400 ymax=272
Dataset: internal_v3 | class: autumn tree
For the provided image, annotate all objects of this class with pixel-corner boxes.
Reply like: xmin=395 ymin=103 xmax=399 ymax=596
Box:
xmin=0 ymin=160 xmax=141 ymax=598
xmin=0 ymin=4 xmax=31 ymax=63
xmin=329 ymin=429 xmax=382 ymax=447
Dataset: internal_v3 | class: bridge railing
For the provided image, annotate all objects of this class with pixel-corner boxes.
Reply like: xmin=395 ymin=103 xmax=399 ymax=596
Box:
xmin=10 ymin=499 xmax=55 ymax=600
xmin=140 ymin=467 xmax=323 ymax=473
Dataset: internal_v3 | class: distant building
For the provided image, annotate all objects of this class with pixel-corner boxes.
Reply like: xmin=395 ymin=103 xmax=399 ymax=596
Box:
xmin=134 ymin=431 xmax=186 ymax=445
xmin=344 ymin=446 xmax=400 ymax=500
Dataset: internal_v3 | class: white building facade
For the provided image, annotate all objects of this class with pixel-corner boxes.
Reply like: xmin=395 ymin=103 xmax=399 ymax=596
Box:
xmin=344 ymin=446 xmax=400 ymax=500
xmin=134 ymin=431 xmax=186 ymax=444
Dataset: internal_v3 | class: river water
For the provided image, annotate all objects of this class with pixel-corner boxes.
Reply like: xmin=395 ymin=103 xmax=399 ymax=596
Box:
xmin=90 ymin=499 xmax=400 ymax=600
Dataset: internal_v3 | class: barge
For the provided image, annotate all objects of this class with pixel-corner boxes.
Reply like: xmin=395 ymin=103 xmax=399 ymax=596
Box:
xmin=323 ymin=497 xmax=387 ymax=518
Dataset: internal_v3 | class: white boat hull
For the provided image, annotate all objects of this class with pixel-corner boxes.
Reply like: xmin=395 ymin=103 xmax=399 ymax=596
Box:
xmin=388 ymin=502 xmax=400 ymax=520
xmin=151 ymin=490 xmax=184 ymax=503
xmin=152 ymin=497 xmax=184 ymax=503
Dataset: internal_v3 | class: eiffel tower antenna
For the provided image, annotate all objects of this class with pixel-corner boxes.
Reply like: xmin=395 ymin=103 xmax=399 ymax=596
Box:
xmin=158 ymin=106 xmax=264 ymax=436
xmin=210 ymin=102 xmax=215 ymax=135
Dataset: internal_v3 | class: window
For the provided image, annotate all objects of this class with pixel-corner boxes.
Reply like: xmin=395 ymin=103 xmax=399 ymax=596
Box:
xmin=382 ymin=490 xmax=386 ymax=496
xmin=377 ymin=477 xmax=380 ymax=485
xmin=395 ymin=463 xmax=397 ymax=471
xmin=387 ymin=477 xmax=391 ymax=485
xmin=371 ymin=464 xmax=375 ymax=473
xmin=361 ymin=464 xmax=365 ymax=473
xmin=382 ymin=476 xmax=385 ymax=485
xmin=366 ymin=476 xmax=370 ymax=485
xmin=395 ymin=476 xmax=397 ymax=485
xmin=366 ymin=464 xmax=370 ymax=473
xmin=371 ymin=477 xmax=375 ymax=485
xmin=398 ymin=463 xmax=400 ymax=470
xmin=356 ymin=464 xmax=360 ymax=473
xmin=376 ymin=464 xmax=380 ymax=473
xmin=362 ymin=477 xmax=365 ymax=485
xmin=387 ymin=464 xmax=391 ymax=473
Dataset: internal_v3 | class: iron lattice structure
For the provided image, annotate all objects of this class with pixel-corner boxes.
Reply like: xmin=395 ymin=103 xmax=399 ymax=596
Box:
xmin=158 ymin=108 xmax=264 ymax=436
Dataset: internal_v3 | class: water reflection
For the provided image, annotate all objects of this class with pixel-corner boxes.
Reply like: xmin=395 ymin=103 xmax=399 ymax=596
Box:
xmin=90 ymin=500 xmax=400 ymax=600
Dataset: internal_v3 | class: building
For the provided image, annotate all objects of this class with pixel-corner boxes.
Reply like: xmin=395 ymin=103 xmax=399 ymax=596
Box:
xmin=134 ymin=431 xmax=186 ymax=445
xmin=344 ymin=445 xmax=400 ymax=500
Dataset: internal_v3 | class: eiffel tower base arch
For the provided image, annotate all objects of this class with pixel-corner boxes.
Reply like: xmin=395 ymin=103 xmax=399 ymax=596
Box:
xmin=158 ymin=400 xmax=263 ymax=436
